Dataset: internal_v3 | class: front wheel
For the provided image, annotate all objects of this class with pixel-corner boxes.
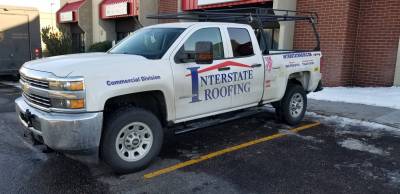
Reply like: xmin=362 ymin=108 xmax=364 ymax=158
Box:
xmin=101 ymin=107 xmax=163 ymax=174
xmin=275 ymin=84 xmax=307 ymax=125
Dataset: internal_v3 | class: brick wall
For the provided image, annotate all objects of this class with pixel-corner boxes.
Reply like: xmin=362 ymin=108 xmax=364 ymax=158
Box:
xmin=158 ymin=0 xmax=178 ymax=23
xmin=294 ymin=0 xmax=360 ymax=86
xmin=353 ymin=0 xmax=400 ymax=86
xmin=294 ymin=0 xmax=400 ymax=86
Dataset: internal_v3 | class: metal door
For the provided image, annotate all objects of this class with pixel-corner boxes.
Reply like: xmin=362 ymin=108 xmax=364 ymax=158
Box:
xmin=0 ymin=13 xmax=30 ymax=74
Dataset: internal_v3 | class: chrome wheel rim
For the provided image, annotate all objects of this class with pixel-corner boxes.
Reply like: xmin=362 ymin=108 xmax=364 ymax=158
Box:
xmin=290 ymin=93 xmax=304 ymax=118
xmin=115 ymin=122 xmax=153 ymax=162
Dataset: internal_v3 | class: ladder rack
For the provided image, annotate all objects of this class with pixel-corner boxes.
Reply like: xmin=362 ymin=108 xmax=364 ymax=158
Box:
xmin=147 ymin=7 xmax=320 ymax=51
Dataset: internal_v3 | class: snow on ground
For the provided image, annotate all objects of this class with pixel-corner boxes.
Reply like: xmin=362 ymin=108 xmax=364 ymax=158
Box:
xmin=308 ymin=87 xmax=400 ymax=109
xmin=307 ymin=112 xmax=395 ymax=156
xmin=387 ymin=171 xmax=400 ymax=188
xmin=279 ymin=129 xmax=324 ymax=143
xmin=338 ymin=138 xmax=389 ymax=156
xmin=306 ymin=112 xmax=400 ymax=137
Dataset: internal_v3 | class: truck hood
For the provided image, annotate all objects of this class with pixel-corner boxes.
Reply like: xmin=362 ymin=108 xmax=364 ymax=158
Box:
xmin=22 ymin=53 xmax=150 ymax=77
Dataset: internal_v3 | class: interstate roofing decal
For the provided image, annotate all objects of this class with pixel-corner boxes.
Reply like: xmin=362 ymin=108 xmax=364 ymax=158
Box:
xmin=186 ymin=61 xmax=253 ymax=103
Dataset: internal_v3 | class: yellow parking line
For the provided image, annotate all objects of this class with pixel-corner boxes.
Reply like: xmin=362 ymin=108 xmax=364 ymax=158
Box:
xmin=144 ymin=121 xmax=321 ymax=179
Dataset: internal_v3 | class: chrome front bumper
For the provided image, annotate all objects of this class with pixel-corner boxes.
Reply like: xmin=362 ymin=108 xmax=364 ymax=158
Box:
xmin=15 ymin=97 xmax=103 ymax=154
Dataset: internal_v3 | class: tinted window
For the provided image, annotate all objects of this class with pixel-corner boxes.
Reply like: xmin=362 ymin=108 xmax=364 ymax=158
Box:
xmin=228 ymin=28 xmax=254 ymax=57
xmin=109 ymin=28 xmax=184 ymax=59
xmin=176 ymin=28 xmax=224 ymax=63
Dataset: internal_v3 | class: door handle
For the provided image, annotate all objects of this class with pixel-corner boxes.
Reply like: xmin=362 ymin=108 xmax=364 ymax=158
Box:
xmin=251 ymin=64 xmax=262 ymax=68
xmin=218 ymin=67 xmax=230 ymax=71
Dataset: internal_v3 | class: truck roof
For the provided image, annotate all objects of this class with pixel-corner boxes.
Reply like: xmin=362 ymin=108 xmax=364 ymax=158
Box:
xmin=147 ymin=22 xmax=250 ymax=29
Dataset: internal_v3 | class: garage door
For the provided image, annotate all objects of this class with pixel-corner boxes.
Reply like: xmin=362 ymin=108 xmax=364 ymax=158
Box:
xmin=0 ymin=13 xmax=30 ymax=74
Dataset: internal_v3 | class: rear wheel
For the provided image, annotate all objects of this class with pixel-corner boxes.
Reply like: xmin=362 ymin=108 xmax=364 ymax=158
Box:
xmin=275 ymin=84 xmax=307 ymax=125
xmin=101 ymin=107 xmax=163 ymax=174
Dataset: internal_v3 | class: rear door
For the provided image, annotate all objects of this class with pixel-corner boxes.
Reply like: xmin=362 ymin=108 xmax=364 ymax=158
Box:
xmin=225 ymin=27 xmax=265 ymax=108
xmin=0 ymin=13 xmax=30 ymax=73
xmin=262 ymin=53 xmax=285 ymax=101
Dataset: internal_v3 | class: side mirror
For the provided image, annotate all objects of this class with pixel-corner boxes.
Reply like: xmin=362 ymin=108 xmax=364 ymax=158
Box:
xmin=195 ymin=41 xmax=213 ymax=64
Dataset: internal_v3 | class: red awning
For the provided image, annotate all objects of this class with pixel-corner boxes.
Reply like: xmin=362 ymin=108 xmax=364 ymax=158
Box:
xmin=100 ymin=0 xmax=139 ymax=19
xmin=56 ymin=0 xmax=86 ymax=23
xmin=182 ymin=0 xmax=272 ymax=11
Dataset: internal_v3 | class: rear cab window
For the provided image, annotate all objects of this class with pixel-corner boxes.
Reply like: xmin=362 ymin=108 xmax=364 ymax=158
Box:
xmin=227 ymin=28 xmax=254 ymax=57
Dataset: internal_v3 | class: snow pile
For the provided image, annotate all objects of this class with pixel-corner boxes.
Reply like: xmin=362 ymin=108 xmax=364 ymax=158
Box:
xmin=306 ymin=112 xmax=400 ymax=136
xmin=279 ymin=129 xmax=324 ymax=143
xmin=338 ymin=138 xmax=389 ymax=156
xmin=306 ymin=112 xmax=400 ymax=138
xmin=308 ymin=87 xmax=400 ymax=109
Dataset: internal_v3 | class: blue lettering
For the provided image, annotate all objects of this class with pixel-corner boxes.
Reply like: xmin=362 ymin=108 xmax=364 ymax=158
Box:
xmin=204 ymin=89 xmax=212 ymax=101
xmin=200 ymin=76 xmax=208 ymax=87
xmin=220 ymin=86 xmax=227 ymax=97
xmin=187 ymin=67 xmax=201 ymax=103
xmin=212 ymin=88 xmax=219 ymax=99
xmin=215 ymin=74 xmax=221 ymax=84
xmin=237 ymin=83 xmax=244 ymax=93
xmin=244 ymin=82 xmax=250 ymax=92
xmin=221 ymin=74 xmax=227 ymax=84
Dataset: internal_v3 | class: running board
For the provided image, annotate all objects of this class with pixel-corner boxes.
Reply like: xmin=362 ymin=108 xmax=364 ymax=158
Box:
xmin=173 ymin=108 xmax=266 ymax=135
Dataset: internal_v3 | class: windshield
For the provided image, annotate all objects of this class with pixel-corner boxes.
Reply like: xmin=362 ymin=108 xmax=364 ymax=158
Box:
xmin=109 ymin=28 xmax=185 ymax=59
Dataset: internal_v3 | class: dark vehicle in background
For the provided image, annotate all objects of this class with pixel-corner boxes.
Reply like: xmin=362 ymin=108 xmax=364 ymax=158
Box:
xmin=0 ymin=5 xmax=41 ymax=76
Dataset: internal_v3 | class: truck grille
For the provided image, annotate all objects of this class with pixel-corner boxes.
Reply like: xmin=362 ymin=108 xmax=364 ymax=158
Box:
xmin=20 ymin=74 xmax=49 ymax=89
xmin=22 ymin=93 xmax=51 ymax=108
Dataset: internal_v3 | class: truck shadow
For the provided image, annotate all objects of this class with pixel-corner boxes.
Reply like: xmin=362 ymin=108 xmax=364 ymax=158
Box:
xmin=159 ymin=110 xmax=288 ymax=160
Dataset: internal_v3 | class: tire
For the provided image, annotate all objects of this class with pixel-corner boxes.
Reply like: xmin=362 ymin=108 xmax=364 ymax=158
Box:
xmin=275 ymin=84 xmax=307 ymax=125
xmin=101 ymin=107 xmax=163 ymax=174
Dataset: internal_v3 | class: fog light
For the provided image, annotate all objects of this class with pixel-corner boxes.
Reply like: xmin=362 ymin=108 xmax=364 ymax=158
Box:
xmin=51 ymin=99 xmax=85 ymax=109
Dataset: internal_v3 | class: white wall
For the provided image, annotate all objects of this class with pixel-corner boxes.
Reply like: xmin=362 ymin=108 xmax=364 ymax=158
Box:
xmin=92 ymin=0 xmax=116 ymax=43
xmin=138 ymin=0 xmax=158 ymax=26
xmin=273 ymin=0 xmax=297 ymax=50
xmin=0 ymin=0 xmax=60 ymax=12
xmin=394 ymin=37 xmax=400 ymax=86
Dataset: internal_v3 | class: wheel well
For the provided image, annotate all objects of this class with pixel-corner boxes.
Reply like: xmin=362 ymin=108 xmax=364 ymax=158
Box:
xmin=288 ymin=71 xmax=310 ymax=90
xmin=103 ymin=91 xmax=168 ymax=127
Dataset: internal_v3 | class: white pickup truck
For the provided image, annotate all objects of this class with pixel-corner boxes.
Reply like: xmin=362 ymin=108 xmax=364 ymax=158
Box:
xmin=15 ymin=10 xmax=322 ymax=173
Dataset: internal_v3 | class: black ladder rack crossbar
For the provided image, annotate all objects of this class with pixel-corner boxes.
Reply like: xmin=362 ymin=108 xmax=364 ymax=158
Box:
xmin=147 ymin=8 xmax=318 ymax=23
xmin=147 ymin=8 xmax=320 ymax=51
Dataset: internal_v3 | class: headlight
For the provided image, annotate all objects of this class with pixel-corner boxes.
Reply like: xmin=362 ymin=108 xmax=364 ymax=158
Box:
xmin=49 ymin=81 xmax=84 ymax=91
xmin=51 ymin=99 xmax=85 ymax=109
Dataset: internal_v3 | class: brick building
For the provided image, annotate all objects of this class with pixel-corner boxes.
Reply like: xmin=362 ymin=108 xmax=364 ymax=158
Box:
xmin=56 ymin=0 xmax=400 ymax=86
xmin=294 ymin=0 xmax=400 ymax=86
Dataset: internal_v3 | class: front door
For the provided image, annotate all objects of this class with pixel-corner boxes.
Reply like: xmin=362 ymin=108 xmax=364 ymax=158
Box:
xmin=70 ymin=24 xmax=84 ymax=53
xmin=171 ymin=27 xmax=234 ymax=121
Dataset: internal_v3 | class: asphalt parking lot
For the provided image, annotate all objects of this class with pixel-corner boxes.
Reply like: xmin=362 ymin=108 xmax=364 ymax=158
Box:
xmin=1 ymin=79 xmax=400 ymax=194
